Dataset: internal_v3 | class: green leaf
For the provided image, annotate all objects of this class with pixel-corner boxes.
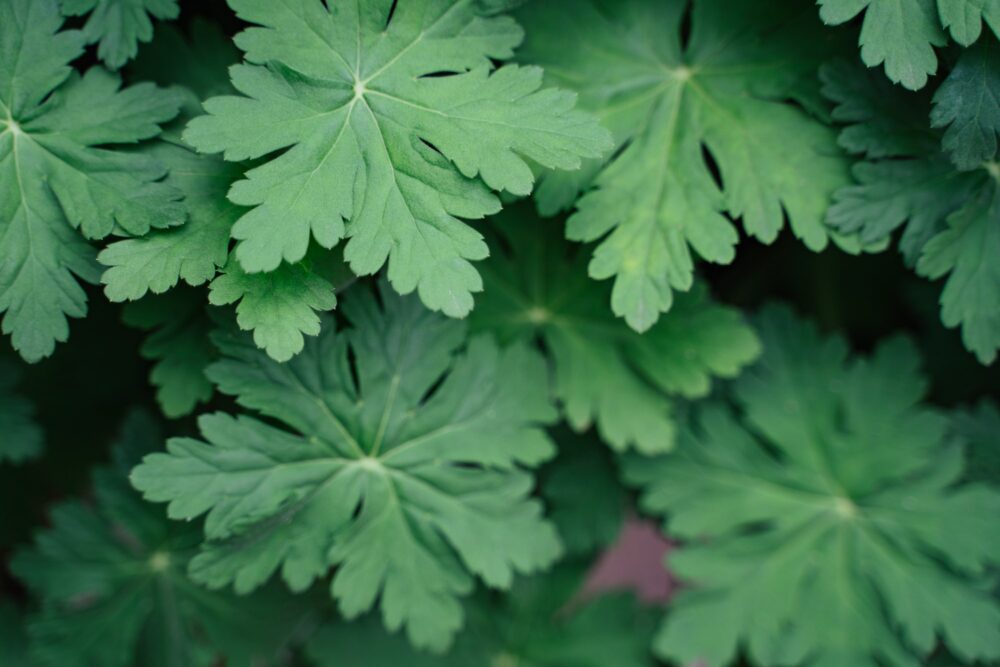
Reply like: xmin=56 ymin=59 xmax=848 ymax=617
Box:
xmin=183 ymin=0 xmax=611 ymax=319
xmin=817 ymin=0 xmax=946 ymax=90
xmin=625 ymin=306 xmax=1000 ymax=667
xmin=470 ymin=205 xmax=760 ymax=454
xmin=917 ymin=178 xmax=1000 ymax=364
xmin=306 ymin=562 xmax=657 ymax=667
xmin=11 ymin=411 xmax=314 ymax=667
xmin=0 ymin=0 xmax=181 ymax=362
xmin=951 ymin=401 xmax=1000 ymax=484
xmin=130 ymin=19 xmax=241 ymax=104
xmin=207 ymin=249 xmax=339 ymax=363
xmin=824 ymin=58 xmax=1000 ymax=364
xmin=931 ymin=36 xmax=1000 ymax=171
xmin=123 ymin=289 xmax=216 ymax=418
xmin=99 ymin=143 xmax=239 ymax=302
xmin=541 ymin=430 xmax=627 ymax=555
xmin=518 ymin=0 xmax=855 ymax=331
xmin=0 ymin=357 xmax=43 ymax=463
xmin=131 ymin=283 xmax=562 ymax=652
xmin=938 ymin=0 xmax=1000 ymax=45
xmin=60 ymin=0 xmax=180 ymax=69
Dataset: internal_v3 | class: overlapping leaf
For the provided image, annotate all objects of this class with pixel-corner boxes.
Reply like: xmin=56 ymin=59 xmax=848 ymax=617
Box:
xmin=817 ymin=0 xmax=1000 ymax=90
xmin=0 ymin=0 xmax=180 ymax=362
xmin=60 ymin=0 xmax=179 ymax=69
xmin=131 ymin=284 xmax=562 ymax=651
xmin=101 ymin=19 xmax=346 ymax=363
xmin=0 ymin=358 xmax=43 ymax=463
xmin=626 ymin=307 xmax=1000 ymax=667
xmin=516 ymin=0 xmax=860 ymax=331
xmin=824 ymin=59 xmax=1000 ymax=364
xmin=11 ymin=412 xmax=313 ymax=667
xmin=471 ymin=206 xmax=760 ymax=454
xmin=306 ymin=562 xmax=656 ymax=667
xmin=184 ymin=0 xmax=611 ymax=319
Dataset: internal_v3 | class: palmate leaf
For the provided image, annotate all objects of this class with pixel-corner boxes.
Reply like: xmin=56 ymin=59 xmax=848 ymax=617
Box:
xmin=11 ymin=412 xmax=315 ymax=667
xmin=306 ymin=562 xmax=657 ymax=667
xmin=471 ymin=206 xmax=760 ymax=454
xmin=0 ymin=357 xmax=43 ymax=463
xmin=0 ymin=0 xmax=181 ymax=363
xmin=517 ymin=0 xmax=860 ymax=332
xmin=184 ymin=0 xmax=611 ymax=320
xmin=625 ymin=306 xmax=1000 ymax=667
xmin=59 ymin=0 xmax=180 ymax=69
xmin=131 ymin=283 xmax=562 ymax=652
xmin=824 ymin=59 xmax=1000 ymax=364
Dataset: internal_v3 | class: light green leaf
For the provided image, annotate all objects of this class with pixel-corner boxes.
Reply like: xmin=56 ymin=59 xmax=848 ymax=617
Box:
xmin=132 ymin=284 xmax=561 ymax=652
xmin=0 ymin=357 xmax=43 ymax=463
xmin=0 ymin=0 xmax=181 ymax=362
xmin=207 ymin=249 xmax=340 ymax=363
xmin=519 ymin=0 xmax=854 ymax=331
xmin=625 ymin=307 xmax=1000 ymax=667
xmin=471 ymin=205 xmax=760 ymax=454
xmin=817 ymin=0 xmax=946 ymax=90
xmin=11 ymin=411 xmax=314 ymax=667
xmin=183 ymin=0 xmax=611 ymax=319
xmin=60 ymin=0 xmax=179 ymax=69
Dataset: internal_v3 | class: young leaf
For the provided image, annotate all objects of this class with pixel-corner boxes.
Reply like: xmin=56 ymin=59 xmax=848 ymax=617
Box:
xmin=131 ymin=283 xmax=562 ymax=652
xmin=471 ymin=206 xmax=760 ymax=454
xmin=931 ymin=36 xmax=1000 ymax=171
xmin=11 ymin=411 xmax=315 ymax=667
xmin=59 ymin=0 xmax=180 ymax=69
xmin=517 ymin=0 xmax=857 ymax=331
xmin=183 ymin=0 xmax=611 ymax=319
xmin=817 ymin=0 xmax=946 ymax=90
xmin=824 ymin=59 xmax=1000 ymax=364
xmin=625 ymin=307 xmax=1000 ymax=667
xmin=0 ymin=0 xmax=181 ymax=362
xmin=0 ymin=358 xmax=43 ymax=463
xmin=306 ymin=562 xmax=657 ymax=667
xmin=122 ymin=289 xmax=216 ymax=418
